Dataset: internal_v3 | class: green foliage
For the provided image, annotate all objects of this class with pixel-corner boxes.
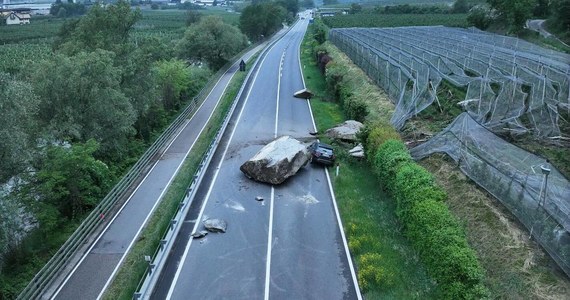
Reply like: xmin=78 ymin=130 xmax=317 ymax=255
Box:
xmin=50 ymin=0 xmax=86 ymax=18
xmin=467 ymin=5 xmax=492 ymax=30
xmin=357 ymin=253 xmax=392 ymax=292
xmin=0 ymin=17 xmax=65 ymax=44
xmin=55 ymin=0 xmax=142 ymax=54
xmin=551 ymin=0 xmax=570 ymax=32
xmin=0 ymin=73 xmax=39 ymax=182
xmin=27 ymin=50 xmax=136 ymax=158
xmin=349 ymin=3 xmax=363 ymax=14
xmin=394 ymin=162 xmax=447 ymax=223
xmin=153 ymin=59 xmax=193 ymax=110
xmin=179 ymin=15 xmax=247 ymax=69
xmin=301 ymin=30 xmax=437 ymax=298
xmin=406 ymin=200 xmax=488 ymax=299
xmin=301 ymin=0 xmax=314 ymax=8
xmin=185 ymin=10 xmax=202 ymax=25
xmin=487 ymin=0 xmax=537 ymax=33
xmin=452 ymin=0 xmax=471 ymax=13
xmin=312 ymin=19 xmax=328 ymax=44
xmin=373 ymin=139 xmax=411 ymax=193
xmin=28 ymin=140 xmax=113 ymax=226
xmin=361 ymin=122 xmax=401 ymax=159
xmin=344 ymin=97 xmax=368 ymax=122
xmin=322 ymin=13 xmax=469 ymax=28
xmin=239 ymin=2 xmax=286 ymax=41
xmin=381 ymin=4 xmax=452 ymax=14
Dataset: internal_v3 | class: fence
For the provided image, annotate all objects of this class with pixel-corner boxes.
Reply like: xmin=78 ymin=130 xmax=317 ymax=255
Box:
xmin=131 ymin=24 xmax=295 ymax=299
xmin=329 ymin=26 xmax=570 ymax=277
xmin=17 ymin=43 xmax=261 ymax=300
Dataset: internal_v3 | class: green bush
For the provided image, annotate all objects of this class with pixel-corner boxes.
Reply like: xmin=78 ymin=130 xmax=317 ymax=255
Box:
xmin=373 ymin=139 xmax=411 ymax=192
xmin=394 ymin=162 xmax=447 ymax=223
xmin=361 ymin=122 xmax=401 ymax=158
xmin=406 ymin=200 xmax=487 ymax=299
xmin=344 ymin=96 xmax=368 ymax=122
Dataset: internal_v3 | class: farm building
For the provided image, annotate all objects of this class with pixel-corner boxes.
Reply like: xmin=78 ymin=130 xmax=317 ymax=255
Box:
xmin=1 ymin=9 xmax=30 ymax=25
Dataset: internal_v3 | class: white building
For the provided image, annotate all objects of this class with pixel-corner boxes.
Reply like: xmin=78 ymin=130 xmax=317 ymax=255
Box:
xmin=1 ymin=10 xmax=30 ymax=25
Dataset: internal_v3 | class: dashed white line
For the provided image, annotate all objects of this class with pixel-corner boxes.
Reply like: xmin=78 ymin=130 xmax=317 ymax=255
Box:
xmin=297 ymin=18 xmax=363 ymax=299
xmin=165 ymin=38 xmax=284 ymax=300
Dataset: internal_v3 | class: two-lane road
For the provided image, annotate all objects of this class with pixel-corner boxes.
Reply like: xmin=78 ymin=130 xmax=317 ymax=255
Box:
xmin=152 ymin=15 xmax=361 ymax=299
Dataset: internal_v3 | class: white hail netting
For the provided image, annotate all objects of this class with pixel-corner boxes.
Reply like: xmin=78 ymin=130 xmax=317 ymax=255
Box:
xmin=329 ymin=26 xmax=570 ymax=277
xmin=329 ymin=26 xmax=569 ymax=136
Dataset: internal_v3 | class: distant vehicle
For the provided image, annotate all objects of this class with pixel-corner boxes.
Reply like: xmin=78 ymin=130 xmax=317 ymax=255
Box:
xmin=308 ymin=142 xmax=336 ymax=166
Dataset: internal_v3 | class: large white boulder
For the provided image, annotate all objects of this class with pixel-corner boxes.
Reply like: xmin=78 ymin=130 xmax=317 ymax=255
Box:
xmin=325 ymin=120 xmax=364 ymax=141
xmin=240 ymin=136 xmax=310 ymax=185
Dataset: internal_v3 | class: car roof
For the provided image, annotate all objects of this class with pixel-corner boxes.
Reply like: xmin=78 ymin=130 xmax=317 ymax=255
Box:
xmin=316 ymin=142 xmax=333 ymax=149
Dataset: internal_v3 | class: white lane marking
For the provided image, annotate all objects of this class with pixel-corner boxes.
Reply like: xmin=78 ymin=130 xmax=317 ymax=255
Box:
xmin=165 ymin=39 xmax=284 ymax=300
xmin=298 ymin=25 xmax=363 ymax=300
xmin=264 ymin=187 xmax=275 ymax=300
xmin=264 ymin=49 xmax=285 ymax=300
xmin=93 ymin=59 xmax=246 ymax=300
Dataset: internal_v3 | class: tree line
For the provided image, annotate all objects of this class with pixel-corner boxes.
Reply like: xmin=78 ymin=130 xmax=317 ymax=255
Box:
xmin=0 ymin=0 xmax=297 ymax=297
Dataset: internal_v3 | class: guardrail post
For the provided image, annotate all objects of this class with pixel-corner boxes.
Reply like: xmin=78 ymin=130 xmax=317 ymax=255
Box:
xmin=160 ymin=239 xmax=167 ymax=251
xmin=133 ymin=292 xmax=142 ymax=300
xmin=170 ymin=219 xmax=177 ymax=230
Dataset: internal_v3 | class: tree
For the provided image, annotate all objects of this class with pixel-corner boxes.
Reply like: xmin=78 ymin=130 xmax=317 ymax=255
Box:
xmin=468 ymin=5 xmax=492 ymax=29
xmin=153 ymin=59 xmax=192 ymax=111
xmin=240 ymin=2 xmax=286 ymax=41
xmin=301 ymin=0 xmax=314 ymax=8
xmin=185 ymin=10 xmax=202 ymax=25
xmin=277 ymin=0 xmax=299 ymax=17
xmin=552 ymin=0 xmax=570 ymax=31
xmin=0 ymin=73 xmax=39 ymax=182
xmin=487 ymin=0 xmax=537 ymax=33
xmin=55 ymin=0 xmax=142 ymax=54
xmin=179 ymin=16 xmax=248 ymax=69
xmin=349 ymin=3 xmax=362 ymax=14
xmin=452 ymin=0 xmax=470 ymax=13
xmin=26 ymin=140 xmax=113 ymax=226
xmin=26 ymin=50 xmax=136 ymax=159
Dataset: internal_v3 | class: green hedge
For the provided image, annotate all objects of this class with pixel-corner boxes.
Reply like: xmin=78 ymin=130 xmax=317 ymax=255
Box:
xmin=369 ymin=138 xmax=488 ymax=299
xmin=312 ymin=32 xmax=487 ymax=298
xmin=373 ymin=139 xmax=411 ymax=194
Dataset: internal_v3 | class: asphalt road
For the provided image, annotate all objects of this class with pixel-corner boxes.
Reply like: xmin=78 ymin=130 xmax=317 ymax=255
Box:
xmin=50 ymin=45 xmax=263 ymax=300
xmin=152 ymin=15 xmax=361 ymax=300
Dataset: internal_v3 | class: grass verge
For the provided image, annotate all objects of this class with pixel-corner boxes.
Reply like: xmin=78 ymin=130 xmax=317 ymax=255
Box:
xmin=102 ymin=59 xmax=254 ymax=300
xmin=301 ymin=25 xmax=437 ymax=298
xmin=420 ymin=154 xmax=570 ymax=299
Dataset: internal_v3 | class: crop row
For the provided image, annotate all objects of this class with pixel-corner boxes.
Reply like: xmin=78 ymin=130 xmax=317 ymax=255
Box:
xmin=322 ymin=13 xmax=468 ymax=29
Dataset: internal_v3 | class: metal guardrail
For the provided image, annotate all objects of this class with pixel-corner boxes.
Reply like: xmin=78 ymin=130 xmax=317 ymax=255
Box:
xmin=16 ymin=45 xmax=258 ymax=300
xmin=132 ymin=26 xmax=295 ymax=300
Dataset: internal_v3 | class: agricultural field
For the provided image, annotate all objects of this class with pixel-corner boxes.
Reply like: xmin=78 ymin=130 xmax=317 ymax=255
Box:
xmin=0 ymin=16 xmax=65 ymax=44
xmin=0 ymin=43 xmax=52 ymax=73
xmin=328 ymin=26 xmax=570 ymax=295
xmin=321 ymin=13 xmax=469 ymax=28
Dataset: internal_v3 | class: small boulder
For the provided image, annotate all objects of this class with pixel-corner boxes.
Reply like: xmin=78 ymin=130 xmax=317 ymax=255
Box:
xmin=349 ymin=143 xmax=365 ymax=158
xmin=203 ymin=219 xmax=227 ymax=233
xmin=240 ymin=136 xmax=310 ymax=185
xmin=191 ymin=230 xmax=209 ymax=238
xmin=293 ymin=88 xmax=314 ymax=99
xmin=325 ymin=120 xmax=364 ymax=142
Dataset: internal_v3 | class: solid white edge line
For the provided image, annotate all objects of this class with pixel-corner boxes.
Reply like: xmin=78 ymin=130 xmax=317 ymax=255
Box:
xmin=165 ymin=38 xmax=285 ymax=300
xmin=53 ymin=53 xmax=246 ymax=300
xmin=263 ymin=188 xmax=275 ymax=300
xmin=95 ymin=60 xmax=242 ymax=300
xmin=297 ymin=19 xmax=363 ymax=300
